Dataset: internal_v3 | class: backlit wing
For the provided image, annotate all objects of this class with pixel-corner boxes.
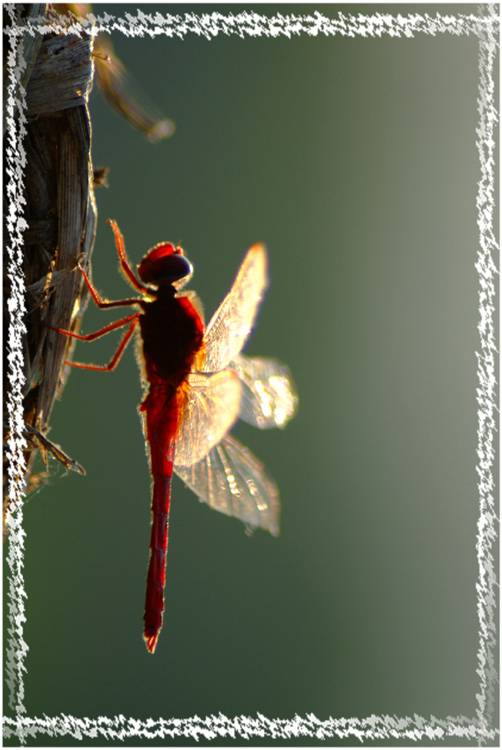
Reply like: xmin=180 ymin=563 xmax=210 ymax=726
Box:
xmin=174 ymin=371 xmax=241 ymax=466
xmin=230 ymin=354 xmax=298 ymax=429
xmin=199 ymin=244 xmax=268 ymax=373
xmin=174 ymin=434 xmax=280 ymax=536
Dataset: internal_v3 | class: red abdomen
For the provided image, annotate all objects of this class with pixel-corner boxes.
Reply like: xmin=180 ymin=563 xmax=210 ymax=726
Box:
xmin=140 ymin=290 xmax=204 ymax=652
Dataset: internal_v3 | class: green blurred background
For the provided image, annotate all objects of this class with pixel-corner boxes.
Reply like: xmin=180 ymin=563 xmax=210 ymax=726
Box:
xmin=13 ymin=3 xmax=485 ymax=744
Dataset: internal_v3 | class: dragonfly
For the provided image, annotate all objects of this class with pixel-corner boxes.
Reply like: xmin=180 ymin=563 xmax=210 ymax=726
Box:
xmin=48 ymin=220 xmax=297 ymax=653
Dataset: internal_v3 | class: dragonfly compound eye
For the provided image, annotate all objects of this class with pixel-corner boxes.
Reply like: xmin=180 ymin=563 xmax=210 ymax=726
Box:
xmin=138 ymin=243 xmax=193 ymax=286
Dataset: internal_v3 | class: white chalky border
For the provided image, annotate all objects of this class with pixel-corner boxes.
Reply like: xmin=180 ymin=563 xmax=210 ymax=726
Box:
xmin=3 ymin=4 xmax=499 ymax=745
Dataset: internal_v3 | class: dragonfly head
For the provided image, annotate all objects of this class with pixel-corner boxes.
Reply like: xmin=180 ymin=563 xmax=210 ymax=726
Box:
xmin=138 ymin=242 xmax=193 ymax=290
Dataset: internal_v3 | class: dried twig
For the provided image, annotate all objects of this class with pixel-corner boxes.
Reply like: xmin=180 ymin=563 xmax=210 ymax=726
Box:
xmin=4 ymin=4 xmax=96 ymax=535
xmin=24 ymin=423 xmax=86 ymax=476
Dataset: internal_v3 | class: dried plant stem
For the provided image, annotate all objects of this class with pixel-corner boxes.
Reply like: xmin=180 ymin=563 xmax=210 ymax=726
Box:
xmin=4 ymin=4 xmax=97 ymax=536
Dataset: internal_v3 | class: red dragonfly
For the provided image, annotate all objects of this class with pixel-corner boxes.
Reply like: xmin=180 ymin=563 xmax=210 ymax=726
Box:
xmin=49 ymin=220 xmax=297 ymax=653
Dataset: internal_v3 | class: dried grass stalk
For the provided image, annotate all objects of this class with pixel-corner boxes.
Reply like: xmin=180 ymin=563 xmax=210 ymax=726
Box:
xmin=4 ymin=4 xmax=97 ymax=535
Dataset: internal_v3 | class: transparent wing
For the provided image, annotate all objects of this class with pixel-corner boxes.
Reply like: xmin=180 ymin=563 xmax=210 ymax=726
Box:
xmin=231 ymin=354 xmax=299 ymax=429
xmin=174 ymin=371 xmax=241 ymax=467
xmin=199 ymin=244 xmax=268 ymax=373
xmin=175 ymin=434 xmax=280 ymax=536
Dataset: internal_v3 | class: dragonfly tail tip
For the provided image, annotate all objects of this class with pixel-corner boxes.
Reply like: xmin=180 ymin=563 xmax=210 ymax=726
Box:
xmin=144 ymin=632 xmax=159 ymax=654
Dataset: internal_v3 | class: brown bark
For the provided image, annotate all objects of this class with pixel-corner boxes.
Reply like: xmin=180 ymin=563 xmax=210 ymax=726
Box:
xmin=4 ymin=4 xmax=96 ymax=535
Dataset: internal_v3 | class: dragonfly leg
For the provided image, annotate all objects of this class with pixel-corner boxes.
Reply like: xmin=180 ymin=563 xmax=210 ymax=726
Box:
xmin=44 ymin=314 xmax=140 ymax=371
xmin=77 ymin=264 xmax=143 ymax=310
xmin=107 ymin=219 xmax=153 ymax=296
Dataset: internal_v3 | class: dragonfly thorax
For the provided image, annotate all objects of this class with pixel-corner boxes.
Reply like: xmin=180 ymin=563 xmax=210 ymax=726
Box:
xmin=139 ymin=292 xmax=204 ymax=386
